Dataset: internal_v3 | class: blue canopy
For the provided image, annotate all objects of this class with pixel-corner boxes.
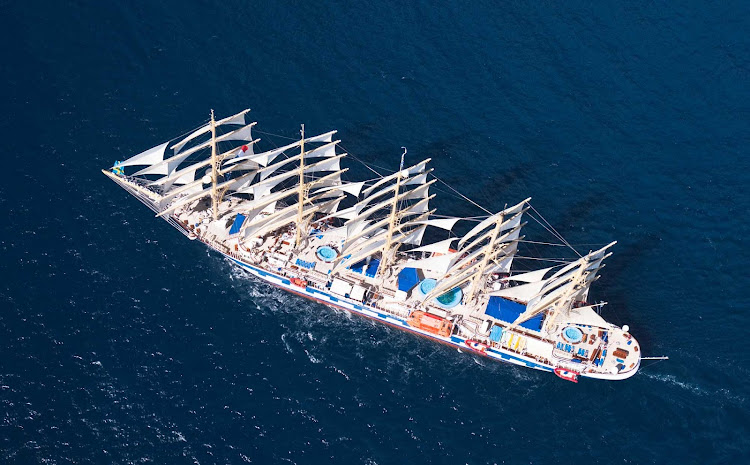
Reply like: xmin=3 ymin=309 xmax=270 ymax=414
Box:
xmin=366 ymin=259 xmax=380 ymax=278
xmin=229 ymin=214 xmax=246 ymax=235
xmin=348 ymin=258 xmax=381 ymax=278
xmin=397 ymin=267 xmax=421 ymax=292
xmin=485 ymin=296 xmax=544 ymax=331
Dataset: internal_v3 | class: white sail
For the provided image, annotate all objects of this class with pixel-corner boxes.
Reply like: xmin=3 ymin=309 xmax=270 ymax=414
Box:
xmin=410 ymin=237 xmax=456 ymax=254
xmin=224 ymin=130 xmax=337 ymax=168
xmin=155 ymin=137 xmax=257 ymax=190
xmin=311 ymin=181 xmax=365 ymax=198
xmin=342 ymin=198 xmax=432 ymax=250
xmin=399 ymin=252 xmax=459 ymax=274
xmin=304 ymin=140 xmax=339 ymax=159
xmin=243 ymin=197 xmax=342 ymax=240
xmin=156 ymin=170 xmax=257 ymax=216
xmin=399 ymin=224 xmax=427 ymax=246
xmin=305 ymin=130 xmax=337 ymax=144
xmin=421 ymin=226 xmax=522 ymax=301
xmin=510 ymin=242 xmax=616 ymax=327
xmin=170 ymin=109 xmax=249 ymax=153
xmin=503 ymin=267 xmax=554 ymax=283
xmin=362 ymin=173 xmax=433 ymax=206
xmin=410 ymin=217 xmax=460 ymax=231
xmin=457 ymin=198 xmax=529 ymax=249
xmin=239 ymin=159 xmax=345 ymax=199
xmin=489 ymin=280 xmax=548 ymax=302
xmin=334 ymin=223 xmax=426 ymax=274
xmin=118 ymin=142 xmax=169 ymax=168
xmin=135 ymin=123 xmax=258 ymax=177
xmin=362 ymin=159 xmax=430 ymax=197
xmin=258 ymin=146 xmax=341 ymax=181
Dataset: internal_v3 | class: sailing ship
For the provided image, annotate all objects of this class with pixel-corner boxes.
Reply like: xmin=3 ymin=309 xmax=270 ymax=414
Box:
xmin=103 ymin=109 xmax=642 ymax=381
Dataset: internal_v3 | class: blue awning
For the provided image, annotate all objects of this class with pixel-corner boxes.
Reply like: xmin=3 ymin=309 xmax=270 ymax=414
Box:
xmin=485 ymin=296 xmax=544 ymax=331
xmin=397 ymin=267 xmax=422 ymax=292
xmin=229 ymin=214 xmax=246 ymax=235
xmin=366 ymin=259 xmax=380 ymax=278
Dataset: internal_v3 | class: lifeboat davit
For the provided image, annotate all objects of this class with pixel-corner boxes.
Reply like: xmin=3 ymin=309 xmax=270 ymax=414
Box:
xmin=554 ymin=367 xmax=579 ymax=383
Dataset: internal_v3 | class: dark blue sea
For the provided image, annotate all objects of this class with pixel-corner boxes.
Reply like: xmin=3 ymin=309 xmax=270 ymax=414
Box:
xmin=2 ymin=1 xmax=749 ymax=463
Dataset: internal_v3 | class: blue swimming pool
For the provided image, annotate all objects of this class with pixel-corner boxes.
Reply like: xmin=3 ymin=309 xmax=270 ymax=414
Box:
xmin=416 ymin=279 xmax=463 ymax=308
xmin=419 ymin=278 xmax=437 ymax=295
xmin=316 ymin=245 xmax=338 ymax=262
xmin=562 ymin=326 xmax=583 ymax=344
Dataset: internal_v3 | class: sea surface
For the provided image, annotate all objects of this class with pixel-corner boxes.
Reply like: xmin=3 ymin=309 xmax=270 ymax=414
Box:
xmin=2 ymin=1 xmax=749 ymax=463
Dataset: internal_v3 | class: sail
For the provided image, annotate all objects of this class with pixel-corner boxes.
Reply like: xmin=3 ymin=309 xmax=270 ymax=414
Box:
xmin=135 ymin=123 xmax=258 ymax=177
xmin=238 ymin=158 xmax=345 ymax=198
xmin=457 ymin=198 xmax=529 ymax=249
xmin=311 ymin=181 xmax=365 ymax=198
xmin=489 ymin=280 xmax=548 ymax=302
xmin=510 ymin=242 xmax=616 ymax=327
xmin=502 ymin=267 xmax=554 ymax=283
xmin=153 ymin=139 xmax=258 ymax=191
xmin=410 ymin=237 xmax=456 ymax=254
xmin=361 ymin=174 xmax=433 ymax=208
xmin=344 ymin=179 xmax=434 ymax=230
xmin=305 ymin=130 xmax=337 ymax=144
xmin=333 ymin=223 xmax=427 ymax=274
xmin=341 ymin=197 xmax=433 ymax=252
xmin=156 ymin=170 xmax=258 ymax=216
xmin=258 ymin=145 xmax=341 ymax=181
xmin=118 ymin=142 xmax=169 ymax=168
xmin=242 ymin=195 xmax=342 ymax=240
xmin=224 ymin=130 xmax=337 ymax=168
xmin=420 ymin=225 xmax=523 ymax=302
xmin=398 ymin=252 xmax=459 ymax=274
xmin=409 ymin=217 xmax=460 ymax=231
xmin=362 ymin=159 xmax=430 ymax=196
xmin=170 ymin=109 xmax=249 ymax=154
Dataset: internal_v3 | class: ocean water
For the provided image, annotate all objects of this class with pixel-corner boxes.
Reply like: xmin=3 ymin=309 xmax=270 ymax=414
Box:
xmin=2 ymin=1 xmax=749 ymax=463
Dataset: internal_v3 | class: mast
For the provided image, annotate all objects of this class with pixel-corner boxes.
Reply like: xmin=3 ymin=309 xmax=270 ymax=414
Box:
xmin=210 ymin=109 xmax=219 ymax=221
xmin=539 ymin=262 xmax=587 ymax=333
xmin=376 ymin=148 xmax=406 ymax=280
xmin=295 ymin=124 xmax=306 ymax=247
xmin=465 ymin=211 xmax=505 ymax=303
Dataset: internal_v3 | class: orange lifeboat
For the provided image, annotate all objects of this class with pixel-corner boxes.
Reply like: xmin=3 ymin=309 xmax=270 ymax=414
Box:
xmin=406 ymin=311 xmax=453 ymax=337
xmin=290 ymin=278 xmax=307 ymax=288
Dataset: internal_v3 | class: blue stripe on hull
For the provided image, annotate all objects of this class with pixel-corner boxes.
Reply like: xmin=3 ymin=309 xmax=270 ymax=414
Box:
xmin=227 ymin=257 xmax=553 ymax=373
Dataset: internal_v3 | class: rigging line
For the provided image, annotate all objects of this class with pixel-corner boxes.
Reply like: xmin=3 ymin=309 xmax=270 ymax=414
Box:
xmin=515 ymin=256 xmax=573 ymax=264
xmin=523 ymin=211 xmax=567 ymax=248
xmin=430 ymin=213 xmax=490 ymax=220
xmin=428 ymin=183 xmax=503 ymax=209
xmin=527 ymin=203 xmax=582 ymax=258
xmin=524 ymin=209 xmax=582 ymax=258
xmin=520 ymin=240 xmax=611 ymax=248
xmin=254 ymin=128 xmax=298 ymax=141
xmin=638 ymin=358 xmax=668 ymax=371
xmin=335 ymin=142 xmax=387 ymax=178
xmin=519 ymin=240 xmax=568 ymax=247
xmin=428 ymin=172 xmax=493 ymax=215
